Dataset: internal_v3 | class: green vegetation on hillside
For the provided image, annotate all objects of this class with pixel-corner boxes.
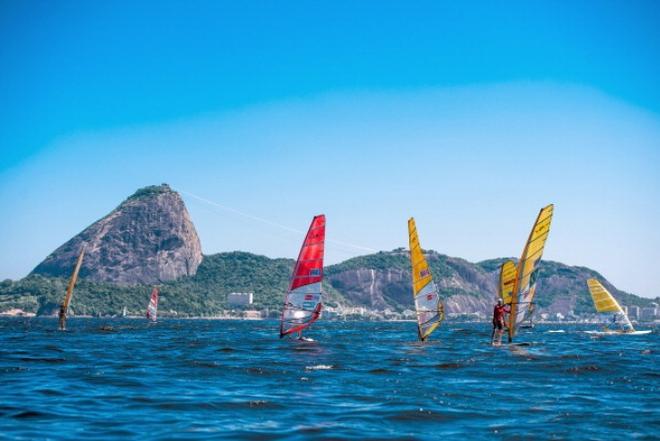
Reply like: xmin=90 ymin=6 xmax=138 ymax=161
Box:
xmin=127 ymin=184 xmax=173 ymax=201
xmin=325 ymin=251 xmax=409 ymax=274
xmin=478 ymin=258 xmax=656 ymax=315
xmin=1 ymin=250 xmax=654 ymax=317
xmin=0 ymin=252 xmax=345 ymax=317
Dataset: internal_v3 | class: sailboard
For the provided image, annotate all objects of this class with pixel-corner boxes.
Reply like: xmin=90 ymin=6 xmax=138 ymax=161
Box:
xmin=585 ymin=279 xmax=649 ymax=335
xmin=408 ymin=218 xmax=444 ymax=341
xmin=146 ymin=286 xmax=159 ymax=322
xmin=59 ymin=244 xmax=86 ymax=329
xmin=280 ymin=214 xmax=325 ymax=338
xmin=508 ymin=204 xmax=554 ymax=342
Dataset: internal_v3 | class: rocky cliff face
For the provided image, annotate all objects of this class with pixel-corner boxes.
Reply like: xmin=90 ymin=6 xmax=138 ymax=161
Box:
xmin=326 ymin=250 xmax=497 ymax=314
xmin=326 ymin=250 xmax=645 ymax=316
xmin=31 ymin=184 xmax=203 ymax=285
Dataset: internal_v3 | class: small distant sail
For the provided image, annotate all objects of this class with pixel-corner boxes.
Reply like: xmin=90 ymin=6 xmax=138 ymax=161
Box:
xmin=587 ymin=279 xmax=634 ymax=332
xmin=408 ymin=218 xmax=444 ymax=341
xmin=62 ymin=244 xmax=86 ymax=316
xmin=280 ymin=215 xmax=325 ymax=338
xmin=146 ymin=286 xmax=159 ymax=322
xmin=509 ymin=204 xmax=554 ymax=341
xmin=498 ymin=260 xmax=517 ymax=305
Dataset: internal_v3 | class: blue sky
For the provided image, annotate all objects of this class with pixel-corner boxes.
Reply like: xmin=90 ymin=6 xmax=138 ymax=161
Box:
xmin=1 ymin=1 xmax=659 ymax=297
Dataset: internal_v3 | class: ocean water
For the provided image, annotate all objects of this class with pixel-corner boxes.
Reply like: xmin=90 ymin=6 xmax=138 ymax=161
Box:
xmin=0 ymin=318 xmax=658 ymax=440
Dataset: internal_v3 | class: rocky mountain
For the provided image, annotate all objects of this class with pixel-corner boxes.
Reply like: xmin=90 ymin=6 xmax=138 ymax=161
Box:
xmin=2 ymin=249 xmax=654 ymax=317
xmin=2 ymin=183 xmax=655 ymax=317
xmin=327 ymin=250 xmax=654 ymax=316
xmin=325 ymin=249 xmax=496 ymax=314
xmin=31 ymin=184 xmax=202 ymax=286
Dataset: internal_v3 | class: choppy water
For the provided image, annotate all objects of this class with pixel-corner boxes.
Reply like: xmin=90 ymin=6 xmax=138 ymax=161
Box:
xmin=1 ymin=318 xmax=658 ymax=440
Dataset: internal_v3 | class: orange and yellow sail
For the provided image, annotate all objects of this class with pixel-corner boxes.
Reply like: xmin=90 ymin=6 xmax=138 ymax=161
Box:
xmin=408 ymin=218 xmax=444 ymax=341
xmin=62 ymin=244 xmax=86 ymax=314
xmin=508 ymin=204 xmax=554 ymax=341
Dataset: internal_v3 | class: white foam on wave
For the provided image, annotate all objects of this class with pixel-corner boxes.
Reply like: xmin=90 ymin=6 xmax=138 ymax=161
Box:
xmin=305 ymin=364 xmax=334 ymax=370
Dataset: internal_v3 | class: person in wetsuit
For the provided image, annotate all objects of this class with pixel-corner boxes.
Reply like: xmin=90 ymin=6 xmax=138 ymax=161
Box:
xmin=58 ymin=304 xmax=66 ymax=331
xmin=491 ymin=299 xmax=510 ymax=344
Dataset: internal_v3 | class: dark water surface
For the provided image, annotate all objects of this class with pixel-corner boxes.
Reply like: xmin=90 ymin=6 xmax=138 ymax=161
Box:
xmin=1 ymin=318 xmax=658 ymax=440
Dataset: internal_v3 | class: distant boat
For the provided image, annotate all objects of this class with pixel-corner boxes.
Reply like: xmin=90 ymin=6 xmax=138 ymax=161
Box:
xmin=507 ymin=204 xmax=554 ymax=343
xmin=146 ymin=286 xmax=159 ymax=322
xmin=407 ymin=217 xmax=444 ymax=341
xmin=122 ymin=306 xmax=127 ymax=317
xmin=59 ymin=244 xmax=86 ymax=331
xmin=585 ymin=279 xmax=650 ymax=336
xmin=280 ymin=215 xmax=325 ymax=339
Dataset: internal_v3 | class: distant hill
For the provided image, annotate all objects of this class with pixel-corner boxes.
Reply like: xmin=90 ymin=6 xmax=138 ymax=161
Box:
xmin=3 ymin=183 xmax=655 ymax=318
xmin=31 ymin=184 xmax=202 ymax=285
xmin=325 ymin=249 xmax=494 ymax=314
xmin=326 ymin=249 xmax=655 ymax=316
xmin=0 ymin=252 xmax=345 ymax=317
xmin=1 ymin=250 xmax=654 ymax=317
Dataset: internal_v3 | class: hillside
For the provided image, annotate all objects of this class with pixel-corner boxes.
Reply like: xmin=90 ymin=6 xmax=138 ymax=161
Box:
xmin=3 ymin=184 xmax=655 ymax=318
xmin=31 ymin=184 xmax=202 ymax=285
xmin=0 ymin=252 xmax=345 ymax=317
xmin=327 ymin=250 xmax=654 ymax=316
xmin=1 ymin=250 xmax=654 ymax=318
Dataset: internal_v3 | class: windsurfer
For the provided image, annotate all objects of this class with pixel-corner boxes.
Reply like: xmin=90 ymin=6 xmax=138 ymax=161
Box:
xmin=58 ymin=304 xmax=66 ymax=331
xmin=491 ymin=299 xmax=510 ymax=343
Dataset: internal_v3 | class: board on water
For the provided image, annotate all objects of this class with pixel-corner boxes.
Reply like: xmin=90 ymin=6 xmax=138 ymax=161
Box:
xmin=585 ymin=330 xmax=652 ymax=336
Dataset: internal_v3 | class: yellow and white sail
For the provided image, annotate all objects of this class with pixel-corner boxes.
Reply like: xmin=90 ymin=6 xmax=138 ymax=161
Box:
xmin=408 ymin=218 xmax=444 ymax=341
xmin=62 ymin=244 xmax=86 ymax=314
xmin=509 ymin=204 xmax=554 ymax=340
xmin=499 ymin=260 xmax=517 ymax=305
xmin=587 ymin=278 xmax=634 ymax=332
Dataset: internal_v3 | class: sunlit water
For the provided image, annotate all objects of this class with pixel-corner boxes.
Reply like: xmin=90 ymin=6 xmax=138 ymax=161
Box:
xmin=1 ymin=318 xmax=657 ymax=440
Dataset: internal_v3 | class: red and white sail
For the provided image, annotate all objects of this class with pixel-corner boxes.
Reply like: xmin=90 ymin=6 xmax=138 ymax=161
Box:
xmin=280 ymin=214 xmax=325 ymax=338
xmin=146 ymin=286 xmax=159 ymax=322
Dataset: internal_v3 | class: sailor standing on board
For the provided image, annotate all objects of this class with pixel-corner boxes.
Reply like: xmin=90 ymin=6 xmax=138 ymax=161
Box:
xmin=58 ymin=304 xmax=67 ymax=331
xmin=491 ymin=299 xmax=510 ymax=344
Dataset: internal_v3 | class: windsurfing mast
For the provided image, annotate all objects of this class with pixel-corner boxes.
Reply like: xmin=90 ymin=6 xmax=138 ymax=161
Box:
xmin=279 ymin=215 xmax=325 ymax=338
xmin=508 ymin=204 xmax=554 ymax=342
xmin=408 ymin=217 xmax=444 ymax=341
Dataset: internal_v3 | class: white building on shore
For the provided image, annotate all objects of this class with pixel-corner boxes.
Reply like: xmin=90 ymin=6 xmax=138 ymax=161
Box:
xmin=227 ymin=292 xmax=254 ymax=307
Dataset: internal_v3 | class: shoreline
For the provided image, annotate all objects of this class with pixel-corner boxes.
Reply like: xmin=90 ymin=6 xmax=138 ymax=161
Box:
xmin=1 ymin=315 xmax=658 ymax=326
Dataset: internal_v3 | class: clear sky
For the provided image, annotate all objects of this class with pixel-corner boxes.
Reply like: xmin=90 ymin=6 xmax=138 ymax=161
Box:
xmin=1 ymin=1 xmax=659 ymax=297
